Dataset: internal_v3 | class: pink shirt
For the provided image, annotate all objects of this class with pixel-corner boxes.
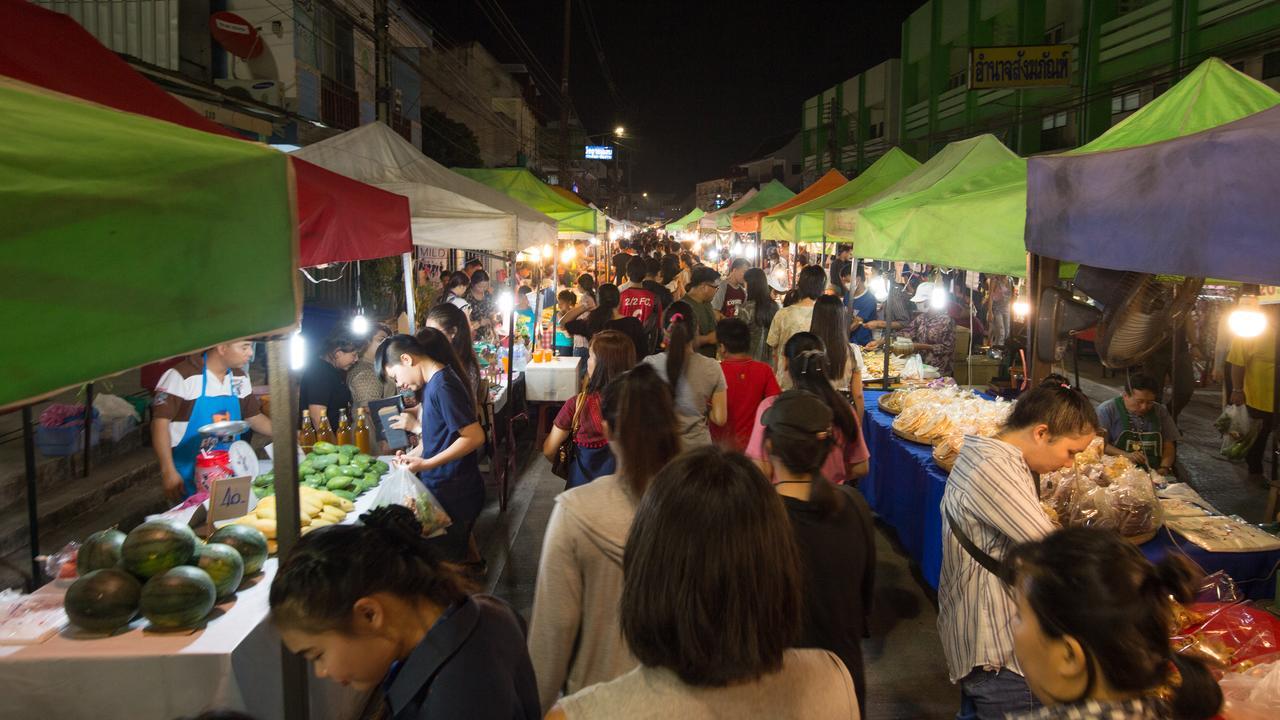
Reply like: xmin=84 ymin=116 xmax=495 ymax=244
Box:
xmin=744 ymin=395 xmax=870 ymax=485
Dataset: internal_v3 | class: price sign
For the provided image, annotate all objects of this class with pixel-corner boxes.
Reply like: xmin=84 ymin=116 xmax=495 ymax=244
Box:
xmin=206 ymin=475 xmax=251 ymax=531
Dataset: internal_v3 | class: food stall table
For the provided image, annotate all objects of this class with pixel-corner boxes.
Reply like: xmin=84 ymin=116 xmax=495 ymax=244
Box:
xmin=523 ymin=357 xmax=581 ymax=445
xmin=484 ymin=372 xmax=526 ymax=510
xmin=0 ymin=492 xmax=383 ymax=720
xmin=861 ymin=390 xmax=1280 ymax=599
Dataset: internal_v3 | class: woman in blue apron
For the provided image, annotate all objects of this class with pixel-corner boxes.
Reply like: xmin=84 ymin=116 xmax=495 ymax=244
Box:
xmin=171 ymin=353 xmax=245 ymax=498
xmin=541 ymin=330 xmax=638 ymax=488
xmin=375 ymin=330 xmax=486 ymax=563
xmin=1110 ymin=396 xmax=1168 ymax=471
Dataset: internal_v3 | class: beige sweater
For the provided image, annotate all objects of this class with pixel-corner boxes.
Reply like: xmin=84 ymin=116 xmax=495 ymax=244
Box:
xmin=527 ymin=474 xmax=640 ymax=714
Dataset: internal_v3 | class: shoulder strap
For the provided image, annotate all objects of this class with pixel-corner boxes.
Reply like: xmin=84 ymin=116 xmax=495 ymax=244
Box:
xmin=945 ymin=510 xmax=1006 ymax=580
xmin=569 ymin=392 xmax=587 ymax=436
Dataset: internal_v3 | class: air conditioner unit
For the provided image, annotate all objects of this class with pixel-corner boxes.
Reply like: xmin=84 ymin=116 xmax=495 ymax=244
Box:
xmin=215 ymin=79 xmax=284 ymax=108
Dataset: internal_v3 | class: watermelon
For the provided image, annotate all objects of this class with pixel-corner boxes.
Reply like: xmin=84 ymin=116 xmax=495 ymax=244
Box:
xmin=121 ymin=520 xmax=197 ymax=578
xmin=140 ymin=566 xmax=217 ymax=629
xmin=78 ymin=528 xmax=126 ymax=575
xmin=195 ymin=543 xmax=245 ymax=599
xmin=208 ymin=524 xmax=269 ymax=576
xmin=64 ymin=568 xmax=141 ymax=634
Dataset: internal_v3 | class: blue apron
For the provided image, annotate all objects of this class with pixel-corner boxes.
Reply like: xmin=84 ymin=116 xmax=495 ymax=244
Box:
xmin=172 ymin=354 xmax=244 ymax=497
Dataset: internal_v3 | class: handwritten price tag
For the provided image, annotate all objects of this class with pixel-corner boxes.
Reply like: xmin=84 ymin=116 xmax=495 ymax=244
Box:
xmin=206 ymin=475 xmax=251 ymax=532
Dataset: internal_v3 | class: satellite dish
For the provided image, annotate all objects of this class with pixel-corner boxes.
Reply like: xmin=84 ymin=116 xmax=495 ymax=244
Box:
xmin=210 ymin=12 xmax=265 ymax=60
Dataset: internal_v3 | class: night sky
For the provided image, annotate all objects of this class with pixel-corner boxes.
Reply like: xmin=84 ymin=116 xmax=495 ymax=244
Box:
xmin=416 ymin=0 xmax=921 ymax=196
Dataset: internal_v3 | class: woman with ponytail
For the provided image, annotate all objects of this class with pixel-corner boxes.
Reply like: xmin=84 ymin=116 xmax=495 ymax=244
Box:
xmin=759 ymin=390 xmax=876 ymax=717
xmin=269 ymin=505 xmax=540 ymax=719
xmin=425 ymin=303 xmax=485 ymax=413
xmin=376 ymin=330 xmax=484 ymax=564
xmin=746 ymin=332 xmax=869 ymax=485
xmin=528 ymin=364 xmax=681 ymax=713
xmin=1002 ymin=527 xmax=1222 ymax=720
xmin=642 ymin=301 xmax=727 ymax=448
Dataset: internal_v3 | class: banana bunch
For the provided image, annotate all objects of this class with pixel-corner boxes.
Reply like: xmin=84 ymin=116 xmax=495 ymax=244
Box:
xmin=233 ymin=487 xmax=355 ymax=552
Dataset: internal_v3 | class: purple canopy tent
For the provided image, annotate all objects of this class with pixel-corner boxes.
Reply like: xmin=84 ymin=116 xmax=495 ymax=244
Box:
xmin=1025 ymin=104 xmax=1280 ymax=286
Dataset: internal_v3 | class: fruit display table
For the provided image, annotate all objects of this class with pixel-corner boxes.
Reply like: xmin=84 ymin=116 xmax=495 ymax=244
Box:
xmin=0 ymin=490 xmax=382 ymax=720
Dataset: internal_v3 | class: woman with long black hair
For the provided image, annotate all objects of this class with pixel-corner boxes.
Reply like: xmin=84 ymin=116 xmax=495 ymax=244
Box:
xmin=426 ymin=303 xmax=485 ymax=413
xmin=376 ymin=330 xmax=484 ymax=564
xmin=811 ymin=295 xmax=866 ymax=416
xmin=746 ymin=332 xmax=869 ymax=485
xmin=642 ymin=302 xmax=727 ymax=448
xmin=737 ymin=267 xmax=780 ymax=363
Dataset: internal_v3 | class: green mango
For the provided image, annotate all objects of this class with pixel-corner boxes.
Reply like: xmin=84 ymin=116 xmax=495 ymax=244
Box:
xmin=335 ymin=465 xmax=363 ymax=478
xmin=323 ymin=465 xmax=343 ymax=480
xmin=370 ymin=461 xmax=390 ymax=475
xmin=326 ymin=476 xmax=354 ymax=490
xmin=332 ymin=489 xmax=357 ymax=501
xmin=252 ymin=485 xmax=272 ymax=499
xmin=310 ymin=454 xmax=339 ymax=469
xmin=312 ymin=441 xmax=337 ymax=455
xmin=352 ymin=454 xmax=373 ymax=468
xmin=338 ymin=444 xmax=360 ymax=455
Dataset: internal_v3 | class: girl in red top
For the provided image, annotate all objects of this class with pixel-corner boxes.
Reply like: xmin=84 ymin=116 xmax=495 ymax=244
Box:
xmin=542 ymin=330 xmax=638 ymax=487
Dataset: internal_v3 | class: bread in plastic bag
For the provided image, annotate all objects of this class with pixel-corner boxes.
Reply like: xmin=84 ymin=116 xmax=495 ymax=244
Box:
xmin=370 ymin=464 xmax=452 ymax=538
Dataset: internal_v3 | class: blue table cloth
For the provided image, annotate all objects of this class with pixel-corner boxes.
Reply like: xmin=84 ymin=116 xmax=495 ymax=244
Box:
xmin=861 ymin=389 xmax=1278 ymax=599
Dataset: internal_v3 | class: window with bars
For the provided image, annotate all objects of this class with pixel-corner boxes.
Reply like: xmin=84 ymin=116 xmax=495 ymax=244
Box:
xmin=947 ymin=70 xmax=967 ymax=90
xmin=317 ymin=5 xmax=358 ymax=130
xmin=1111 ymin=90 xmax=1141 ymax=114
xmin=1264 ymin=51 xmax=1280 ymax=79
xmin=1044 ymin=25 xmax=1064 ymax=44
xmin=1040 ymin=111 xmax=1073 ymax=151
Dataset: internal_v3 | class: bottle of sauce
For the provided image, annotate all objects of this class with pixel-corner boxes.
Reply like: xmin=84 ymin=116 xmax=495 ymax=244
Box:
xmin=316 ymin=409 xmax=336 ymax=445
xmin=297 ymin=409 xmax=317 ymax=453
xmin=336 ymin=408 xmax=354 ymax=447
xmin=354 ymin=408 xmax=373 ymax=455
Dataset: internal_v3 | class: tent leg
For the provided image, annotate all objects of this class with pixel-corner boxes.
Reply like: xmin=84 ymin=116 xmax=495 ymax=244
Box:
xmin=267 ymin=338 xmax=308 ymax=720
xmin=82 ymin=382 xmax=93 ymax=478
xmin=23 ymin=406 xmax=42 ymax=591
xmin=401 ymin=252 xmax=416 ymax=332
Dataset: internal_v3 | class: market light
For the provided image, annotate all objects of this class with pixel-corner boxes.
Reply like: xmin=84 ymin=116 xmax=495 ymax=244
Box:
xmin=289 ymin=331 xmax=307 ymax=372
xmin=614 ymin=126 xmax=625 ymax=137
xmin=497 ymin=291 xmax=514 ymax=316
xmin=742 ymin=244 xmax=758 ymax=259
xmin=1012 ymin=300 xmax=1031 ymax=319
xmin=350 ymin=312 xmax=370 ymax=336
xmin=868 ymin=276 xmax=890 ymax=302
xmin=560 ymin=245 xmax=577 ymax=264
xmin=929 ymin=283 xmax=947 ymax=310
xmin=541 ymin=243 xmax=553 ymax=259
xmin=589 ymin=236 xmax=601 ymax=245
xmin=706 ymin=248 xmax=720 ymax=261
xmin=731 ymin=242 xmax=742 ymax=256
xmin=1229 ymin=295 xmax=1267 ymax=338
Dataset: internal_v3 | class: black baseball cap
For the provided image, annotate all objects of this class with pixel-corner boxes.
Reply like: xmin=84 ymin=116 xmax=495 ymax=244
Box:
xmin=760 ymin=390 xmax=833 ymax=437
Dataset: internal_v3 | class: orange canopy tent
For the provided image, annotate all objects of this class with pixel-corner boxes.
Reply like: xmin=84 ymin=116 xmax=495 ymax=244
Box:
xmin=730 ymin=169 xmax=846 ymax=232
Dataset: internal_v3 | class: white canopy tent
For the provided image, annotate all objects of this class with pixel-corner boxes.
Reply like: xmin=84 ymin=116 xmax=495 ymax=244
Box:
xmin=293 ymin=122 xmax=557 ymax=252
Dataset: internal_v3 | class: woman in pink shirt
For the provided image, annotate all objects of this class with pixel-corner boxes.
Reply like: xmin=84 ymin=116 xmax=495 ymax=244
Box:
xmin=746 ymin=332 xmax=869 ymax=485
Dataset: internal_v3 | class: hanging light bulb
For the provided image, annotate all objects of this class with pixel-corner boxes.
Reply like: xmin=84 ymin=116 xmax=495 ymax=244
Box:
xmin=560 ymin=245 xmax=577 ymax=264
xmin=289 ymin=331 xmax=307 ymax=372
xmin=930 ymin=283 xmax=947 ymax=310
xmin=869 ymin=276 xmax=889 ymax=302
xmin=731 ymin=242 xmax=742 ymax=256
xmin=706 ymin=248 xmax=720 ymax=261
xmin=1012 ymin=300 xmax=1031 ymax=319
xmin=541 ymin=243 xmax=553 ymax=259
xmin=497 ymin=291 xmax=515 ymax=316
xmin=1229 ymin=294 xmax=1267 ymax=338
xmin=350 ymin=312 xmax=370 ymax=336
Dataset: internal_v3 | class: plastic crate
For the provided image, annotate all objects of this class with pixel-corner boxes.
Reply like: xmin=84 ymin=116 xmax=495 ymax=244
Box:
xmin=36 ymin=421 xmax=101 ymax=457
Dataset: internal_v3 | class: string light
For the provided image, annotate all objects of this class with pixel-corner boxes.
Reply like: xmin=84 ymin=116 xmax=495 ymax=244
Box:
xmin=1229 ymin=294 xmax=1267 ymax=338
xmin=289 ymin=331 xmax=307 ymax=372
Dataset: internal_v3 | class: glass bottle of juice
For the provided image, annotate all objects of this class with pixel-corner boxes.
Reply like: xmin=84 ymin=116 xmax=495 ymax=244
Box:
xmin=297 ymin=409 xmax=317 ymax=453
xmin=316 ymin=410 xmax=336 ymax=445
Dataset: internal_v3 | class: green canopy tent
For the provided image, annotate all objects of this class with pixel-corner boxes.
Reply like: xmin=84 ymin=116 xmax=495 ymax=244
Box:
xmin=761 ymin=148 xmax=920 ymax=245
xmin=698 ymin=187 xmax=759 ymax=232
xmin=1 ymin=78 xmax=299 ymax=411
xmin=453 ymin=166 xmax=600 ymax=237
xmin=725 ymin=179 xmax=796 ymax=231
xmin=834 ymin=58 xmax=1280 ymax=278
xmin=665 ymin=207 xmax=705 ymax=234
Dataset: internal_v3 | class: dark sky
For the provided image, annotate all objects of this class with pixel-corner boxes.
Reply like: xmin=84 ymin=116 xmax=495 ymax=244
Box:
xmin=417 ymin=1 xmax=921 ymax=196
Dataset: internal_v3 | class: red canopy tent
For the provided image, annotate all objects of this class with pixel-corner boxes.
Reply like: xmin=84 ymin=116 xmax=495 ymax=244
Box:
xmin=0 ymin=0 xmax=412 ymax=268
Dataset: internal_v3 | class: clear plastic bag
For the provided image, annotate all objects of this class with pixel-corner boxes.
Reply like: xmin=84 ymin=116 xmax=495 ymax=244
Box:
xmin=1219 ymin=404 xmax=1259 ymax=461
xmin=1219 ymin=660 xmax=1280 ymax=720
xmin=1105 ymin=467 xmax=1163 ymax=538
xmin=370 ymin=464 xmax=453 ymax=538
xmin=1171 ymin=602 xmax=1280 ymax=671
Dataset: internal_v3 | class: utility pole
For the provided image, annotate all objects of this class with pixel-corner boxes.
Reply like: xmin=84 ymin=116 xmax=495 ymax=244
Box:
xmin=374 ymin=0 xmax=390 ymax=124
xmin=558 ymin=0 xmax=572 ymax=187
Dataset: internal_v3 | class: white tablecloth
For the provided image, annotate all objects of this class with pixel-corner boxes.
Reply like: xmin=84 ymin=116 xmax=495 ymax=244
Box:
xmin=523 ymin=357 xmax=580 ymax=402
xmin=0 ymin=489 xmax=383 ymax=720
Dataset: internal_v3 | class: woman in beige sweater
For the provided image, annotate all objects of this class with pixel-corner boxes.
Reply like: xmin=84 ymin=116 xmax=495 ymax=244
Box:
xmin=526 ymin=363 xmax=680 ymax=713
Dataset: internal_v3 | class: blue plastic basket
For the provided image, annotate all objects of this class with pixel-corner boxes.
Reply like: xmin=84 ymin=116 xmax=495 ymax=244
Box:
xmin=36 ymin=420 xmax=101 ymax=457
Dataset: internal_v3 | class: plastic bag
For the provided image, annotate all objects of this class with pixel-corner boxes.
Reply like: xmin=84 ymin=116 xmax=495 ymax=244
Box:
xmin=1105 ymin=467 xmax=1163 ymax=538
xmin=370 ymin=464 xmax=452 ymax=538
xmin=1219 ymin=660 xmax=1280 ymax=720
xmin=93 ymin=393 xmax=140 ymax=422
xmin=1172 ymin=602 xmax=1280 ymax=671
xmin=1219 ymin=404 xmax=1259 ymax=461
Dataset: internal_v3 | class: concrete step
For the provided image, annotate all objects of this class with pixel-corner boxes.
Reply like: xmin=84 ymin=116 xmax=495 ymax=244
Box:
xmin=0 ymin=445 xmax=167 ymax=589
xmin=0 ymin=423 xmax=147 ymax=518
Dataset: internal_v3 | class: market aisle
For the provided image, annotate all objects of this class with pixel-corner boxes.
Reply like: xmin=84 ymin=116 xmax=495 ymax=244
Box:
xmin=484 ymin=452 xmax=956 ymax=719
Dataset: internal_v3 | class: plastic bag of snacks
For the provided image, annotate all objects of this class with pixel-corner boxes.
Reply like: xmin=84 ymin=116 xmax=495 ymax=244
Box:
xmin=1171 ymin=601 xmax=1280 ymax=671
xmin=371 ymin=464 xmax=452 ymax=538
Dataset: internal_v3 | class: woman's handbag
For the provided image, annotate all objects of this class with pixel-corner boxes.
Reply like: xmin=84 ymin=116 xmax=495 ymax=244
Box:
xmin=550 ymin=392 xmax=586 ymax=479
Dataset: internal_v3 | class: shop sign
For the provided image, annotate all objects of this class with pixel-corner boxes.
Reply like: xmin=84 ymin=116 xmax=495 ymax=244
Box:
xmin=969 ymin=45 xmax=1073 ymax=90
xmin=585 ymin=145 xmax=614 ymax=160
xmin=1259 ymin=285 xmax=1280 ymax=305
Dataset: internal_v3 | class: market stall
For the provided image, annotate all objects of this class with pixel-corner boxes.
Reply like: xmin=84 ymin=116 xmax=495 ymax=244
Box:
xmin=0 ymin=72 xmax=343 ymax=720
xmin=698 ymin=186 xmax=760 ymax=231
xmin=453 ymin=166 xmax=602 ymax=237
xmin=723 ymin=179 xmax=796 ymax=232
xmin=737 ymin=168 xmax=845 ymax=237
xmin=0 ymin=0 xmax=413 ymax=271
xmin=760 ymin=147 xmax=919 ymax=245
xmin=863 ymin=390 xmax=1280 ymax=599
xmin=664 ymin=207 xmax=706 ymax=235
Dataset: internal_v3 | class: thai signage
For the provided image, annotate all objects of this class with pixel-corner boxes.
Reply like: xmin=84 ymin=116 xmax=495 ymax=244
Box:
xmin=585 ymin=145 xmax=614 ymax=160
xmin=969 ymin=45 xmax=1073 ymax=90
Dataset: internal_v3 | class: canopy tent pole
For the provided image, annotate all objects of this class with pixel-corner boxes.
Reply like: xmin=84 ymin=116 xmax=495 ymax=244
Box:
xmin=882 ymin=262 xmax=895 ymax=391
xmin=82 ymin=382 xmax=93 ymax=478
xmin=267 ymin=337 xmax=307 ymax=720
xmin=506 ymin=252 xmax=516 ymax=391
xmin=22 ymin=406 xmax=41 ymax=591
xmin=401 ymin=252 xmax=416 ymax=332
xmin=1026 ymin=254 xmax=1059 ymax=386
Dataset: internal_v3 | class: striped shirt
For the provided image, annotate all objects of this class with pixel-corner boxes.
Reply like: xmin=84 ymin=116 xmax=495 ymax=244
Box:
xmin=152 ymin=356 xmax=260 ymax=448
xmin=938 ymin=435 xmax=1055 ymax=683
